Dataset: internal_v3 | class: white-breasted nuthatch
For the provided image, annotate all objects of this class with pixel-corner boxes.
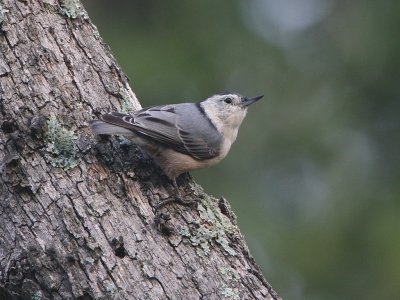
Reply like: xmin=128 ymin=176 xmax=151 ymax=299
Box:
xmin=89 ymin=92 xmax=263 ymax=207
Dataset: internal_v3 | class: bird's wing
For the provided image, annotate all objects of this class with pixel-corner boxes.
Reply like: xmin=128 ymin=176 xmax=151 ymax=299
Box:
xmin=100 ymin=104 xmax=222 ymax=160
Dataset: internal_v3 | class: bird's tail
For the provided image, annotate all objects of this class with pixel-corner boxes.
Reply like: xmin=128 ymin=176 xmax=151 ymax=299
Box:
xmin=89 ymin=120 xmax=134 ymax=136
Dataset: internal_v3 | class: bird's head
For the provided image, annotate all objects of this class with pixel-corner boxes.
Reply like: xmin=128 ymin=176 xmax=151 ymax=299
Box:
xmin=199 ymin=93 xmax=263 ymax=143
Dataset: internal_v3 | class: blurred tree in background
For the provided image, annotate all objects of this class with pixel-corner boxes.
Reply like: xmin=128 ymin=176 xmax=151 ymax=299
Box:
xmin=83 ymin=0 xmax=400 ymax=299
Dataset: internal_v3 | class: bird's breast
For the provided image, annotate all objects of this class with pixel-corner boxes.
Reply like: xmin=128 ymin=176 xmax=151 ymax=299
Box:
xmin=150 ymin=139 xmax=232 ymax=179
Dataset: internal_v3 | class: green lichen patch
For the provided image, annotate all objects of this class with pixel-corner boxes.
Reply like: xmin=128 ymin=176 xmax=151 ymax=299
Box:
xmin=179 ymin=183 xmax=238 ymax=257
xmin=219 ymin=267 xmax=241 ymax=297
xmin=0 ymin=4 xmax=9 ymax=25
xmin=60 ymin=0 xmax=88 ymax=19
xmin=31 ymin=290 xmax=43 ymax=300
xmin=219 ymin=267 xmax=240 ymax=282
xmin=221 ymin=286 xmax=240 ymax=299
xmin=45 ymin=116 xmax=78 ymax=170
xmin=179 ymin=226 xmax=190 ymax=237
xmin=119 ymin=87 xmax=135 ymax=113
xmin=104 ymin=280 xmax=118 ymax=295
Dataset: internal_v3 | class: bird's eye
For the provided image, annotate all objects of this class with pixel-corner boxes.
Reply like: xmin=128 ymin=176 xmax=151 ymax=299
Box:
xmin=224 ymin=97 xmax=233 ymax=104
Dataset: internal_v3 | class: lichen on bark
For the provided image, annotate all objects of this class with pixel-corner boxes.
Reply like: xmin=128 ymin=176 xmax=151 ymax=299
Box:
xmin=45 ymin=115 xmax=78 ymax=170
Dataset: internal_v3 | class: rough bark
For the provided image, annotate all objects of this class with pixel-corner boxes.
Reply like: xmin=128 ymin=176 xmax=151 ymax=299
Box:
xmin=0 ymin=1 xmax=280 ymax=299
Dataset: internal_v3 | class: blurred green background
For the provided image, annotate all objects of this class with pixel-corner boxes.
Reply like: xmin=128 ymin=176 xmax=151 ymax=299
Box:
xmin=83 ymin=0 xmax=400 ymax=299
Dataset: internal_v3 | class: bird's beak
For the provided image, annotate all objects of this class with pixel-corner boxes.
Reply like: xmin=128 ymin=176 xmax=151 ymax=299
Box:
xmin=242 ymin=95 xmax=264 ymax=107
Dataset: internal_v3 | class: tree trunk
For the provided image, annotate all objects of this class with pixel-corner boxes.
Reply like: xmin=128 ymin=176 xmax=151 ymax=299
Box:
xmin=0 ymin=1 xmax=280 ymax=299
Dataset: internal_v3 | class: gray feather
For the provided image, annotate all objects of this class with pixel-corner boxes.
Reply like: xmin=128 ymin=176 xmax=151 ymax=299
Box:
xmin=89 ymin=120 xmax=135 ymax=136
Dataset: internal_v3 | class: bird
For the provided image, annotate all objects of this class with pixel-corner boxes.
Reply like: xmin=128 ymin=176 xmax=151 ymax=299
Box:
xmin=89 ymin=92 xmax=263 ymax=208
